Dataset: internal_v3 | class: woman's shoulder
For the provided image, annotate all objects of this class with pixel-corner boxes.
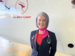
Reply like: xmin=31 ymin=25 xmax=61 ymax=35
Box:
xmin=31 ymin=29 xmax=38 ymax=34
xmin=47 ymin=30 xmax=55 ymax=35
xmin=31 ymin=29 xmax=56 ymax=36
xmin=31 ymin=29 xmax=55 ymax=34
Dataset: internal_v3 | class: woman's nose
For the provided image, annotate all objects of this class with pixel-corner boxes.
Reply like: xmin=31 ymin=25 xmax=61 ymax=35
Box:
xmin=40 ymin=21 xmax=43 ymax=24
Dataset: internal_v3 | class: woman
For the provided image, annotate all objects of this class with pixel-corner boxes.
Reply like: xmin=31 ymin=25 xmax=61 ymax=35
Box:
xmin=30 ymin=12 xmax=57 ymax=56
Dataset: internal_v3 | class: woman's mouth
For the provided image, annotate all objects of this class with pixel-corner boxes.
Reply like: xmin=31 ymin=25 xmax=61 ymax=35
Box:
xmin=40 ymin=25 xmax=44 ymax=26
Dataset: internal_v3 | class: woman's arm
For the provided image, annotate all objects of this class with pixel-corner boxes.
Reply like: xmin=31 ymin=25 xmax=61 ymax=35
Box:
xmin=50 ymin=33 xmax=57 ymax=56
xmin=30 ymin=31 xmax=33 ymax=49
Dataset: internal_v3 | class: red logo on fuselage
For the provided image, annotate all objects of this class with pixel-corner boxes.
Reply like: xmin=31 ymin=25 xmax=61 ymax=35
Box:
xmin=15 ymin=0 xmax=28 ymax=14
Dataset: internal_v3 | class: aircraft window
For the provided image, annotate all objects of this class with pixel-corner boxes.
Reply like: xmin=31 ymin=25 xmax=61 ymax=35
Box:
xmin=68 ymin=43 xmax=74 ymax=48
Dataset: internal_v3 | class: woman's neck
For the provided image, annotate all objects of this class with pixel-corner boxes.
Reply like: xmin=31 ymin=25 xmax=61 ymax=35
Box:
xmin=38 ymin=28 xmax=46 ymax=34
xmin=38 ymin=30 xmax=43 ymax=34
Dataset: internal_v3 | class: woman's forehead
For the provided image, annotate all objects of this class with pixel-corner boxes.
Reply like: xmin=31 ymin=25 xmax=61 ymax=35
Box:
xmin=38 ymin=15 xmax=46 ymax=19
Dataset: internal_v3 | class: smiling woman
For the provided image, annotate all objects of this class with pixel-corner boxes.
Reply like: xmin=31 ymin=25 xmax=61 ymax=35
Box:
xmin=30 ymin=12 xmax=57 ymax=56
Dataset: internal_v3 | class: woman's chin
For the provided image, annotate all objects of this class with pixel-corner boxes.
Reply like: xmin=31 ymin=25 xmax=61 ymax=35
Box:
xmin=39 ymin=27 xmax=45 ymax=29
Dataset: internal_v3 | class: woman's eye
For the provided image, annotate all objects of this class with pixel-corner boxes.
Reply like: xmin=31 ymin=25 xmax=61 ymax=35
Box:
xmin=39 ymin=19 xmax=41 ymax=21
xmin=38 ymin=19 xmax=46 ymax=21
xmin=43 ymin=20 xmax=45 ymax=21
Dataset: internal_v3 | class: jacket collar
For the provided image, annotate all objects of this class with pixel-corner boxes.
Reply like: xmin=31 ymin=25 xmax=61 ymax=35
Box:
xmin=35 ymin=29 xmax=39 ymax=34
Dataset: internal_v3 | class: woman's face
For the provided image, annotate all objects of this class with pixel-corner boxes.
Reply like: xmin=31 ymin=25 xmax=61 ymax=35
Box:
xmin=37 ymin=15 xmax=46 ymax=29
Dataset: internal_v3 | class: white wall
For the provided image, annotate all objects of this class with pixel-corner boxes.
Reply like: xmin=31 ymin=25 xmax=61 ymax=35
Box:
xmin=0 ymin=0 xmax=75 ymax=55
